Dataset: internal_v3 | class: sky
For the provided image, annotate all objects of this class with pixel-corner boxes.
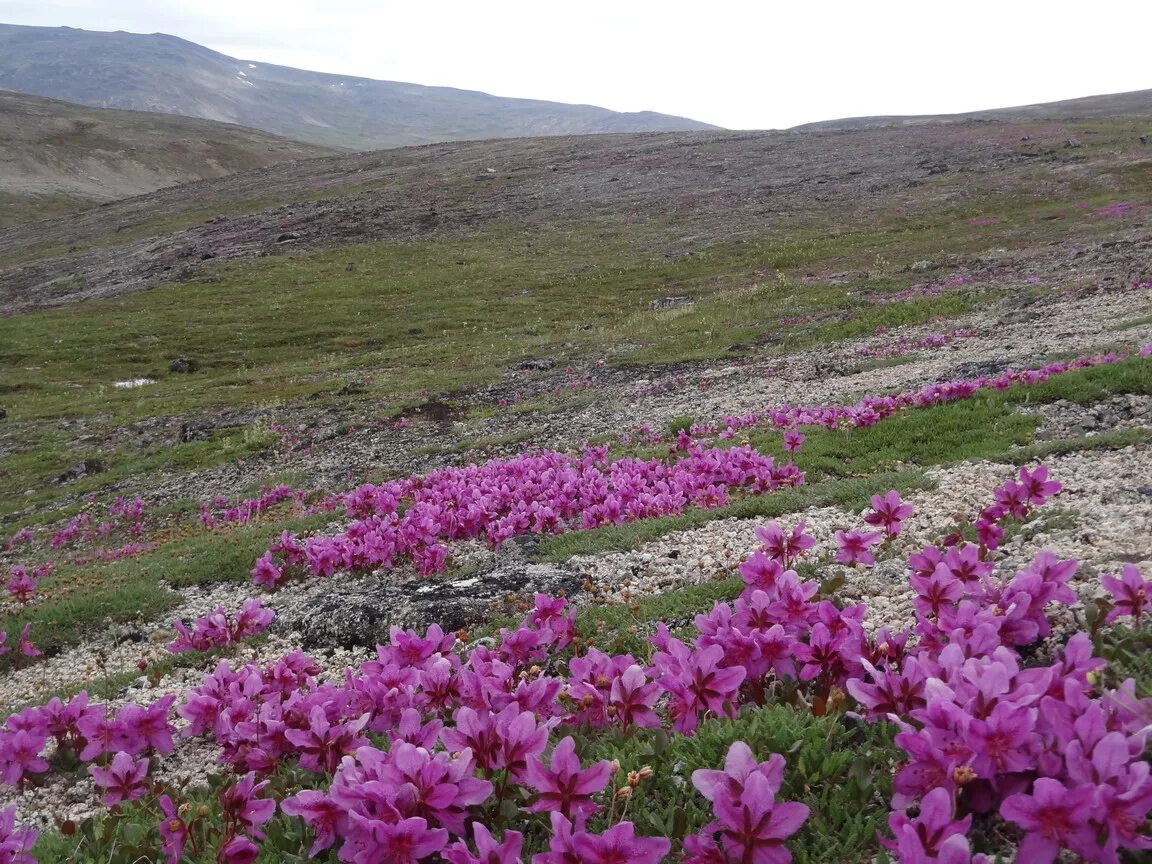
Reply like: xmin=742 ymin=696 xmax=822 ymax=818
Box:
xmin=2 ymin=0 xmax=1150 ymax=129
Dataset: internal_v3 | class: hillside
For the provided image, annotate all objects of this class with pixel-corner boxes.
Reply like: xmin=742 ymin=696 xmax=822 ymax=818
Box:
xmin=0 ymin=23 xmax=720 ymax=150
xmin=0 ymin=107 xmax=1151 ymax=863
xmin=793 ymin=86 xmax=1152 ymax=130
xmin=0 ymin=90 xmax=334 ymax=227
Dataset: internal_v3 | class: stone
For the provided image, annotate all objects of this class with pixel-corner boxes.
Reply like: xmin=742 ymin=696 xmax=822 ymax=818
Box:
xmin=169 ymin=357 xmax=198 ymax=374
xmin=280 ymin=562 xmax=584 ymax=649
xmin=650 ymin=296 xmax=694 ymax=311
xmin=56 ymin=458 xmax=105 ymax=484
xmin=511 ymin=357 xmax=556 ymax=372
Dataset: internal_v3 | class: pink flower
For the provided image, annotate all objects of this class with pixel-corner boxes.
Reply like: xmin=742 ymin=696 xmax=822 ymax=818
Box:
xmin=280 ymin=790 xmax=347 ymax=858
xmin=220 ymin=836 xmax=260 ymax=864
xmin=692 ymin=742 xmax=785 ymax=804
xmin=1102 ymin=564 xmax=1152 ymax=626
xmin=783 ymin=430 xmax=805 ymax=453
xmin=863 ymin=490 xmax=914 ymax=538
xmin=17 ymin=625 xmax=40 ymax=658
xmin=88 ymin=751 xmax=149 ymax=806
xmin=444 ymin=824 xmax=524 ymax=864
xmin=158 ymin=795 xmax=188 ymax=864
xmin=572 ymin=821 xmax=670 ymax=864
xmin=1001 ymin=778 xmax=1098 ymax=863
xmin=221 ymin=773 xmax=275 ymax=839
xmin=0 ymin=805 xmax=36 ymax=864
xmin=525 ymin=736 xmax=613 ymax=819
xmin=711 ymin=770 xmax=809 ymax=864
xmin=834 ymin=530 xmax=883 ymax=567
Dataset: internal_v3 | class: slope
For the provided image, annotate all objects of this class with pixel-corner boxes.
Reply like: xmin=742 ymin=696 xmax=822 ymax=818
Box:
xmin=793 ymin=87 xmax=1152 ymax=131
xmin=0 ymin=90 xmax=335 ymax=227
xmin=0 ymin=23 xmax=719 ymax=150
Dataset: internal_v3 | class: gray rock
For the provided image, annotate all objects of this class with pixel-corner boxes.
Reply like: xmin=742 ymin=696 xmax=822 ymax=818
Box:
xmin=169 ymin=357 xmax=198 ymax=374
xmin=280 ymin=561 xmax=584 ymax=649
xmin=512 ymin=358 xmax=556 ymax=373
xmin=56 ymin=458 xmax=105 ymax=484
xmin=650 ymin=296 xmax=694 ymax=311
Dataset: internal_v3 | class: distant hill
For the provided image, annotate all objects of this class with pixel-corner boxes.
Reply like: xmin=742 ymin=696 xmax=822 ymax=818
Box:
xmin=0 ymin=23 xmax=720 ymax=151
xmin=792 ymin=88 xmax=1152 ymax=131
xmin=0 ymin=90 xmax=334 ymax=227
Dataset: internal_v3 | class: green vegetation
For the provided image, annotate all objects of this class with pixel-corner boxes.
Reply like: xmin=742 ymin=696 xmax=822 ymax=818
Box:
xmin=0 ymin=513 xmax=330 ymax=665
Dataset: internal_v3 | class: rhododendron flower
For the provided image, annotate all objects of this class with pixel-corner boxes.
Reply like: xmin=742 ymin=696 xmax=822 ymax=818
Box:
xmin=221 ymin=773 xmax=275 ymax=839
xmin=345 ymin=813 xmax=448 ymax=864
xmin=284 ymin=706 xmax=370 ymax=774
xmin=220 ymin=836 xmax=260 ymax=864
xmin=864 ymin=490 xmax=914 ymax=538
xmin=1000 ymin=778 xmax=1098 ymax=862
xmin=1102 ymin=564 xmax=1151 ymax=626
xmin=5 ymin=567 xmax=36 ymax=604
xmin=0 ymin=805 xmax=36 ymax=864
xmin=444 ymin=824 xmax=524 ymax=864
xmin=281 ymin=790 xmax=347 ymax=858
xmin=158 ymin=795 xmax=188 ymax=864
xmin=16 ymin=625 xmax=39 ymax=658
xmin=0 ymin=729 xmax=49 ymax=784
xmin=572 ymin=821 xmax=670 ymax=864
xmin=834 ymin=530 xmax=883 ymax=566
xmin=88 ymin=751 xmax=149 ymax=806
xmin=711 ymin=770 xmax=809 ymax=863
xmin=692 ymin=742 xmax=785 ymax=804
xmin=754 ymin=521 xmax=815 ymax=568
xmin=525 ymin=736 xmax=613 ymax=819
xmin=884 ymin=787 xmax=974 ymax=862
xmin=783 ymin=429 xmax=805 ymax=452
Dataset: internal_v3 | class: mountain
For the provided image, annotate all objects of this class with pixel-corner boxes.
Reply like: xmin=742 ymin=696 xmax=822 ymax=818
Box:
xmin=792 ymin=88 xmax=1152 ymax=131
xmin=0 ymin=90 xmax=334 ymax=227
xmin=0 ymin=23 xmax=720 ymax=150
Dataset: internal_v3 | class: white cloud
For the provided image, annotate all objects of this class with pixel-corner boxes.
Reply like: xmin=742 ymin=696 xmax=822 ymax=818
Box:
xmin=2 ymin=0 xmax=1150 ymax=128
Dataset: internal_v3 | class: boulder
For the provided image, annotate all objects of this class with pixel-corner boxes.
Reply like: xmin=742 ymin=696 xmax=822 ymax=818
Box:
xmin=279 ymin=561 xmax=584 ymax=650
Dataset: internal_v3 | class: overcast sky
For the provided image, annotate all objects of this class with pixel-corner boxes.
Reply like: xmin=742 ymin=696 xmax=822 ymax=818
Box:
xmin=2 ymin=0 xmax=1150 ymax=129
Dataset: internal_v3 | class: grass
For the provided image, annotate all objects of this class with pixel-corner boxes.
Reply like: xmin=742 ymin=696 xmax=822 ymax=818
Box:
xmin=536 ymin=469 xmax=934 ymax=562
xmin=0 ymin=513 xmax=331 ymax=665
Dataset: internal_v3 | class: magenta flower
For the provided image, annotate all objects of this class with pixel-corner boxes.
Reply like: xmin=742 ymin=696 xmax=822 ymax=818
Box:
xmin=607 ymin=664 xmax=661 ymax=732
xmin=692 ymin=741 xmax=785 ymax=804
xmin=281 ymin=790 xmax=347 ymax=858
xmin=5 ymin=567 xmax=37 ymax=604
xmin=572 ymin=821 xmax=670 ymax=864
xmin=88 ymin=751 xmax=149 ymax=806
xmin=754 ymin=521 xmax=815 ymax=568
xmin=0 ymin=805 xmax=37 ymax=864
xmin=525 ymin=736 xmax=613 ymax=819
xmin=782 ymin=429 xmax=805 ymax=453
xmin=158 ymin=795 xmax=188 ymax=864
xmin=220 ymin=836 xmax=260 ymax=864
xmin=444 ymin=824 xmax=524 ymax=864
xmin=221 ymin=772 xmax=276 ymax=839
xmin=284 ymin=706 xmax=370 ymax=774
xmin=0 ymin=729 xmax=49 ymax=784
xmin=1000 ymin=778 xmax=1098 ymax=863
xmin=712 ymin=770 xmax=809 ymax=864
xmin=834 ymin=530 xmax=883 ymax=567
xmin=658 ymin=643 xmax=746 ymax=734
xmin=1016 ymin=465 xmax=1060 ymax=506
xmin=863 ymin=490 xmax=914 ymax=538
xmin=16 ymin=625 xmax=40 ymax=659
xmin=346 ymin=813 xmax=448 ymax=864
xmin=1102 ymin=564 xmax=1152 ymax=626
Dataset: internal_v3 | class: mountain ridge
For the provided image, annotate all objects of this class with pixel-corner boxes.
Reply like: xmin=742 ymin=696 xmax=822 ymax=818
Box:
xmin=0 ymin=23 xmax=720 ymax=150
xmin=0 ymin=89 xmax=335 ymax=227
xmin=791 ymin=87 xmax=1152 ymax=131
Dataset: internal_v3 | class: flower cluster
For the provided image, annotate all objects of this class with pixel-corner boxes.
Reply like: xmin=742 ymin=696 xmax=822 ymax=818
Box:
xmin=199 ymin=485 xmax=300 ymax=528
xmin=167 ymin=599 xmax=275 ymax=654
xmin=253 ymin=444 xmax=803 ymax=586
